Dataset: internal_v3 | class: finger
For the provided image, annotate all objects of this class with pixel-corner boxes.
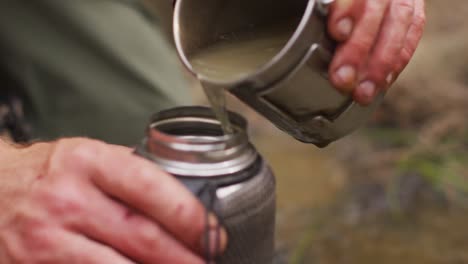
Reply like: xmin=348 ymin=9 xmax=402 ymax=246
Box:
xmin=328 ymin=0 xmax=365 ymax=41
xmin=48 ymin=139 xmax=216 ymax=254
xmin=71 ymin=187 xmax=205 ymax=264
xmin=24 ymin=227 xmax=135 ymax=264
xmin=330 ymin=0 xmax=391 ymax=93
xmin=353 ymin=0 xmax=415 ymax=105
xmin=62 ymin=232 xmax=136 ymax=264
xmin=395 ymin=0 xmax=426 ymax=75
xmin=87 ymin=143 xmax=218 ymax=255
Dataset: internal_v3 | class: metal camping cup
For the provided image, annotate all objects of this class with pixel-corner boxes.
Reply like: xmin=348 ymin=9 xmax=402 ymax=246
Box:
xmin=136 ymin=106 xmax=276 ymax=264
xmin=173 ymin=0 xmax=384 ymax=147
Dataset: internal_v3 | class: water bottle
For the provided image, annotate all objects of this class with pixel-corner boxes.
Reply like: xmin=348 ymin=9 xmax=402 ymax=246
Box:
xmin=136 ymin=106 xmax=276 ymax=264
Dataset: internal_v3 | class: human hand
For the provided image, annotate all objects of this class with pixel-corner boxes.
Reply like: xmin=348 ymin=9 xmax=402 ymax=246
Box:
xmin=327 ymin=0 xmax=426 ymax=105
xmin=0 ymin=138 xmax=226 ymax=263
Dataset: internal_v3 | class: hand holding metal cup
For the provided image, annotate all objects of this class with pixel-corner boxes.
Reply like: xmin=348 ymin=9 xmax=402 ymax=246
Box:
xmin=174 ymin=0 xmax=382 ymax=147
xmin=327 ymin=0 xmax=425 ymax=105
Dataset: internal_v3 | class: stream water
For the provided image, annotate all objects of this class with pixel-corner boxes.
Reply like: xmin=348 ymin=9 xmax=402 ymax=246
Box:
xmin=253 ymin=127 xmax=468 ymax=264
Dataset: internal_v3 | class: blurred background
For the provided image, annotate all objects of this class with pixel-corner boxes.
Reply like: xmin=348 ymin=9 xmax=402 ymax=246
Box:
xmin=185 ymin=0 xmax=468 ymax=263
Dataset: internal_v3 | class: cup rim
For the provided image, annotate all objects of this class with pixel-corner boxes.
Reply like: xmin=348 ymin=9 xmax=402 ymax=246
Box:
xmin=173 ymin=0 xmax=320 ymax=89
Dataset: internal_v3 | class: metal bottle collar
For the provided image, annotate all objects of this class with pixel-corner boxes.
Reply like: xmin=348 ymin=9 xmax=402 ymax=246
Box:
xmin=142 ymin=106 xmax=258 ymax=177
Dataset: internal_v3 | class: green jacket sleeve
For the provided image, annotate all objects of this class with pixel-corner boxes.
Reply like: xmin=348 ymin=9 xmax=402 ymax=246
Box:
xmin=0 ymin=0 xmax=191 ymax=146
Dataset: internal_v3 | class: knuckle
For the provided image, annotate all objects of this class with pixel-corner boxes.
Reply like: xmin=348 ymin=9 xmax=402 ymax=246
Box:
xmin=365 ymin=0 xmax=381 ymax=13
xmin=49 ymin=138 xmax=104 ymax=177
xmin=37 ymin=185 xmax=85 ymax=219
xmin=365 ymin=0 xmax=390 ymax=16
xmin=396 ymin=49 xmax=412 ymax=72
xmin=1 ymin=217 xmax=55 ymax=263
xmin=173 ymin=200 xmax=203 ymax=223
xmin=128 ymin=225 xmax=185 ymax=263
xmin=121 ymin=213 xmax=166 ymax=255
xmin=400 ymin=46 xmax=414 ymax=63
xmin=22 ymin=228 xmax=57 ymax=263
xmin=129 ymin=164 xmax=154 ymax=180
xmin=127 ymin=165 xmax=159 ymax=193
xmin=65 ymin=140 xmax=100 ymax=165
xmin=394 ymin=0 xmax=415 ymax=21
xmin=365 ymin=71 xmax=386 ymax=85
xmin=170 ymin=201 xmax=205 ymax=238
xmin=413 ymin=12 xmax=427 ymax=29
xmin=372 ymin=53 xmax=398 ymax=77
xmin=23 ymin=226 xmax=54 ymax=250
xmin=136 ymin=222 xmax=165 ymax=253
xmin=375 ymin=54 xmax=395 ymax=70
xmin=347 ymin=37 xmax=373 ymax=55
xmin=0 ymin=237 xmax=31 ymax=263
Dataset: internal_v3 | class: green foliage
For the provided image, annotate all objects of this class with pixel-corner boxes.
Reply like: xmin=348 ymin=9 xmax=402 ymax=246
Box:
xmin=365 ymin=127 xmax=417 ymax=148
xmin=397 ymin=152 xmax=468 ymax=194
xmin=365 ymin=126 xmax=468 ymax=196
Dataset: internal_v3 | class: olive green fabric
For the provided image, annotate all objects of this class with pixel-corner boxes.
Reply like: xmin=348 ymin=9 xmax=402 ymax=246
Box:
xmin=0 ymin=0 xmax=191 ymax=145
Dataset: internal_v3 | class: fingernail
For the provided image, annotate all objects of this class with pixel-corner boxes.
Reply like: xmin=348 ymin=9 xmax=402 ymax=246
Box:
xmin=207 ymin=226 xmax=228 ymax=256
xmin=386 ymin=73 xmax=394 ymax=85
xmin=201 ymin=214 xmax=228 ymax=257
xmin=357 ymin=81 xmax=377 ymax=104
xmin=208 ymin=213 xmax=218 ymax=228
xmin=337 ymin=18 xmax=353 ymax=38
xmin=335 ymin=65 xmax=356 ymax=91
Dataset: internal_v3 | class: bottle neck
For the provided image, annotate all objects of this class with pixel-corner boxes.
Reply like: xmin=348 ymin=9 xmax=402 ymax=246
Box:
xmin=143 ymin=106 xmax=258 ymax=177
